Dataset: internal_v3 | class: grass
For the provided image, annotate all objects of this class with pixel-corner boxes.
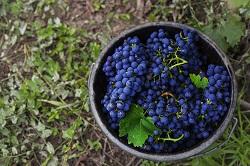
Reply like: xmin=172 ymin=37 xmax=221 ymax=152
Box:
xmin=0 ymin=0 xmax=249 ymax=165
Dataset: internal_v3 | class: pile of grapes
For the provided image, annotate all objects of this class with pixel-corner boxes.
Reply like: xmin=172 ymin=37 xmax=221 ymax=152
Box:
xmin=101 ymin=29 xmax=231 ymax=152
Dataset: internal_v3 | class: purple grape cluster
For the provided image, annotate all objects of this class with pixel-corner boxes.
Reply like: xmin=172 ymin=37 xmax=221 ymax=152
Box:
xmin=203 ymin=65 xmax=231 ymax=123
xmin=102 ymin=37 xmax=147 ymax=129
xmin=101 ymin=29 xmax=231 ymax=153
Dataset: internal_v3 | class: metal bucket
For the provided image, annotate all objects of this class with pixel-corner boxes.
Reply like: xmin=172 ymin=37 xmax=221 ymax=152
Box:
xmin=88 ymin=22 xmax=238 ymax=161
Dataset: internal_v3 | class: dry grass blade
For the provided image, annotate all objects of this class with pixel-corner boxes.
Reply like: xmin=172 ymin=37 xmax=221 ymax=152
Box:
xmin=240 ymin=99 xmax=250 ymax=110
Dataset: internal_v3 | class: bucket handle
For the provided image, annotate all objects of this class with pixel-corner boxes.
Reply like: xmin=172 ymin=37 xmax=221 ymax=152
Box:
xmin=88 ymin=63 xmax=95 ymax=89
xmin=192 ymin=117 xmax=238 ymax=158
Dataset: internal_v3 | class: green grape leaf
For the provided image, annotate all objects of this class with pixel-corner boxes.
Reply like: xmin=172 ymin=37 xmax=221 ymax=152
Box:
xmin=219 ymin=14 xmax=246 ymax=47
xmin=202 ymin=14 xmax=246 ymax=52
xmin=189 ymin=74 xmax=209 ymax=89
xmin=119 ymin=104 xmax=144 ymax=137
xmin=227 ymin=0 xmax=250 ymax=9
xmin=119 ymin=104 xmax=158 ymax=147
xmin=202 ymin=24 xmax=229 ymax=52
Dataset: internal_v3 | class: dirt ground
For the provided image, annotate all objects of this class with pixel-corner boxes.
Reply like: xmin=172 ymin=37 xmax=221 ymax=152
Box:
xmin=1 ymin=0 xmax=249 ymax=165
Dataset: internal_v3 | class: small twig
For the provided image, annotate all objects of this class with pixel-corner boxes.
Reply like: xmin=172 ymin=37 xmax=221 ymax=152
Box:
xmin=84 ymin=117 xmax=101 ymax=130
xmin=136 ymin=0 xmax=145 ymax=18
xmin=1 ymin=152 xmax=26 ymax=158
xmin=33 ymin=150 xmax=41 ymax=166
xmin=240 ymin=99 xmax=250 ymax=110
xmin=89 ymin=158 xmax=101 ymax=166
xmin=103 ymin=151 xmax=123 ymax=166
xmin=245 ymin=22 xmax=250 ymax=53
xmin=239 ymin=48 xmax=250 ymax=63
xmin=102 ymin=138 xmax=107 ymax=161
xmin=85 ymin=0 xmax=93 ymax=13
xmin=75 ymin=155 xmax=88 ymax=166
xmin=126 ymin=156 xmax=137 ymax=166
xmin=106 ymin=140 xmax=113 ymax=154
xmin=172 ymin=9 xmax=177 ymax=22
xmin=242 ymin=110 xmax=250 ymax=114
xmin=0 ymin=74 xmax=14 ymax=82
xmin=55 ymin=140 xmax=68 ymax=153
xmin=187 ymin=0 xmax=202 ymax=24
xmin=103 ymin=138 xmax=107 ymax=151
xmin=135 ymin=159 xmax=143 ymax=166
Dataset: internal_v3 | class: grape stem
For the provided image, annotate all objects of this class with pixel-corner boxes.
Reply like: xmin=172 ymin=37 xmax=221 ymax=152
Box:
xmin=176 ymin=111 xmax=182 ymax=119
xmin=206 ymin=99 xmax=212 ymax=104
xmin=166 ymin=47 xmax=188 ymax=70
xmin=161 ymin=91 xmax=175 ymax=98
xmin=161 ymin=91 xmax=178 ymax=102
xmin=180 ymin=31 xmax=188 ymax=41
xmin=169 ymin=59 xmax=187 ymax=70
xmin=158 ymin=134 xmax=184 ymax=142
xmin=131 ymin=43 xmax=136 ymax=48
